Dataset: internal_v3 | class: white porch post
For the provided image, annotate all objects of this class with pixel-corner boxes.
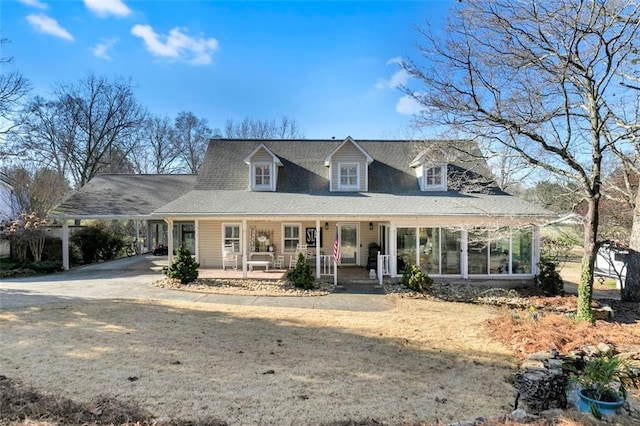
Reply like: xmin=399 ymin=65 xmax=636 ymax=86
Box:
xmin=315 ymin=219 xmax=321 ymax=279
xmin=461 ymin=230 xmax=469 ymax=279
xmin=194 ymin=219 xmax=200 ymax=264
xmin=62 ymin=220 xmax=69 ymax=270
xmin=389 ymin=222 xmax=397 ymax=278
xmin=165 ymin=218 xmax=174 ymax=266
xmin=532 ymin=225 xmax=541 ymax=275
xmin=134 ymin=219 xmax=140 ymax=253
xmin=242 ymin=219 xmax=248 ymax=278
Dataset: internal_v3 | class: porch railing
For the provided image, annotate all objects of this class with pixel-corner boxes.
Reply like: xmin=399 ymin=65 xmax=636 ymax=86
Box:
xmin=319 ymin=255 xmax=334 ymax=276
xmin=377 ymin=253 xmax=391 ymax=286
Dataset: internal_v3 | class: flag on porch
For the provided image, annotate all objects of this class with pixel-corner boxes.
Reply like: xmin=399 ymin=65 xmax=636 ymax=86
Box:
xmin=333 ymin=228 xmax=340 ymax=263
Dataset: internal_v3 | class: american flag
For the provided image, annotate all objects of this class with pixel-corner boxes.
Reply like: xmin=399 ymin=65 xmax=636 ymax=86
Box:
xmin=333 ymin=228 xmax=340 ymax=262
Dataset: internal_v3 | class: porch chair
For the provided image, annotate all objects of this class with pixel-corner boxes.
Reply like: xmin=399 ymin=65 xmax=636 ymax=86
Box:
xmin=222 ymin=245 xmax=238 ymax=270
xmin=289 ymin=244 xmax=308 ymax=268
xmin=273 ymin=255 xmax=285 ymax=269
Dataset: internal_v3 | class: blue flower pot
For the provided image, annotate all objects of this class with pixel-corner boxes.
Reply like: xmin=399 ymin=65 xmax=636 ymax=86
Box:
xmin=577 ymin=388 xmax=624 ymax=418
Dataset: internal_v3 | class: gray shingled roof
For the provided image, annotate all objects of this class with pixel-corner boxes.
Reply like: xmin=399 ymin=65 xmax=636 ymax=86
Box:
xmin=195 ymin=139 xmax=497 ymax=193
xmin=50 ymin=139 xmax=555 ymax=220
xmin=153 ymin=189 xmax=553 ymax=218
xmin=52 ymin=174 xmax=197 ymax=218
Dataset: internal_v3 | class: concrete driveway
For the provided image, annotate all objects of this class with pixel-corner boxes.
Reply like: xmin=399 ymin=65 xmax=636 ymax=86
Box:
xmin=0 ymin=255 xmax=391 ymax=312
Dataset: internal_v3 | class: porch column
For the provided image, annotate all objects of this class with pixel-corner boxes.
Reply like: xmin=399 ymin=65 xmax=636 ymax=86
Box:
xmin=165 ymin=218 xmax=174 ymax=266
xmin=145 ymin=219 xmax=150 ymax=252
xmin=389 ymin=222 xmax=397 ymax=278
xmin=194 ymin=219 xmax=200 ymax=264
xmin=532 ymin=225 xmax=541 ymax=275
xmin=134 ymin=220 xmax=140 ymax=253
xmin=461 ymin=230 xmax=469 ymax=279
xmin=242 ymin=219 xmax=248 ymax=278
xmin=315 ymin=219 xmax=321 ymax=278
xmin=62 ymin=220 xmax=69 ymax=270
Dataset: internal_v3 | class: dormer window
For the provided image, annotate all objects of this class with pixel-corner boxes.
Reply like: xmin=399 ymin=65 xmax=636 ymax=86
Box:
xmin=325 ymin=137 xmax=373 ymax=192
xmin=244 ymin=144 xmax=282 ymax=192
xmin=423 ymin=164 xmax=446 ymax=191
xmin=254 ymin=163 xmax=271 ymax=189
xmin=339 ymin=162 xmax=359 ymax=190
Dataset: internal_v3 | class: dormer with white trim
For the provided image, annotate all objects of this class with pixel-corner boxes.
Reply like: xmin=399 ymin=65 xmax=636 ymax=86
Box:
xmin=324 ymin=137 xmax=373 ymax=192
xmin=244 ymin=144 xmax=283 ymax=191
xmin=410 ymin=152 xmax=448 ymax=191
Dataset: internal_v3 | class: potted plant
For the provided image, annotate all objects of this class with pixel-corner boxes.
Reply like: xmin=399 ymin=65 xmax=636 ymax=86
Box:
xmin=571 ymin=351 xmax=638 ymax=419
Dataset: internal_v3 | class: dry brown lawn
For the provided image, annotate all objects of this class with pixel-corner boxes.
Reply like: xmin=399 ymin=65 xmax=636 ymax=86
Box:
xmin=0 ymin=297 xmax=517 ymax=425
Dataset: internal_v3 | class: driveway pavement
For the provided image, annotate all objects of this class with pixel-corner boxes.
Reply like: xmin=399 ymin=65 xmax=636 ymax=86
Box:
xmin=0 ymin=255 xmax=391 ymax=312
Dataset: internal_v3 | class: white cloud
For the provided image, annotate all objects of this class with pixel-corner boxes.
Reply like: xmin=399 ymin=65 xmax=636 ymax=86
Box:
xmin=131 ymin=24 xmax=219 ymax=65
xmin=26 ymin=14 xmax=73 ymax=41
xmin=18 ymin=0 xmax=48 ymax=10
xmin=396 ymin=94 xmax=422 ymax=115
xmin=91 ymin=38 xmax=117 ymax=59
xmin=375 ymin=58 xmax=410 ymax=90
xmin=84 ymin=0 xmax=132 ymax=17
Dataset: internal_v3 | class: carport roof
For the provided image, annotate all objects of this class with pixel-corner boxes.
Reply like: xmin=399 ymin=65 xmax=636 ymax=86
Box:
xmin=51 ymin=174 xmax=197 ymax=219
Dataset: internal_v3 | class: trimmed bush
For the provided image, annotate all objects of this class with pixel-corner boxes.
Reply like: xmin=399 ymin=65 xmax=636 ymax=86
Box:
xmin=401 ymin=264 xmax=433 ymax=293
xmin=535 ymin=261 xmax=564 ymax=296
xmin=70 ymin=224 xmax=125 ymax=264
xmin=163 ymin=246 xmax=199 ymax=284
xmin=286 ymin=253 xmax=314 ymax=289
xmin=26 ymin=260 xmax=63 ymax=273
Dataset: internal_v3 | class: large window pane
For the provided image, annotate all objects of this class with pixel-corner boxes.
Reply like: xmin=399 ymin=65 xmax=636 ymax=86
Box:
xmin=397 ymin=227 xmax=416 ymax=273
xmin=489 ymin=228 xmax=510 ymax=275
xmin=173 ymin=222 xmax=195 ymax=254
xmin=512 ymin=228 xmax=532 ymax=274
xmin=468 ymin=230 xmax=488 ymax=274
xmin=441 ymin=228 xmax=461 ymax=274
xmin=419 ymin=227 xmax=440 ymax=274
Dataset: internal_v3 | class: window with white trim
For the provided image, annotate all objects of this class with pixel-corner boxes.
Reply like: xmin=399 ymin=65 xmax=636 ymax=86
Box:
xmin=253 ymin=163 xmax=272 ymax=190
xmin=338 ymin=163 xmax=359 ymax=190
xmin=223 ymin=224 xmax=241 ymax=253
xmin=423 ymin=165 xmax=446 ymax=190
xmin=283 ymin=224 xmax=300 ymax=252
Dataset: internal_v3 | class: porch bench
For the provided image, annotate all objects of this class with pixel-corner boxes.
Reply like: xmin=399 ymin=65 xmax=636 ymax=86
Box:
xmin=247 ymin=260 xmax=270 ymax=271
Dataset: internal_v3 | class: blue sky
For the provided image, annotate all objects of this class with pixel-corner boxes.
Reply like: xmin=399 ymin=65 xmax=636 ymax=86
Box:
xmin=2 ymin=0 xmax=453 ymax=139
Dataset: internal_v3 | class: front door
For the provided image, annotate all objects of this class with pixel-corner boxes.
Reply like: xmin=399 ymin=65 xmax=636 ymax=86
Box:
xmin=339 ymin=223 xmax=358 ymax=265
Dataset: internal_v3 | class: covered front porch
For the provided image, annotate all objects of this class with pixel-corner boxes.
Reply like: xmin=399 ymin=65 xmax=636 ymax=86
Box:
xmin=159 ymin=215 xmax=543 ymax=287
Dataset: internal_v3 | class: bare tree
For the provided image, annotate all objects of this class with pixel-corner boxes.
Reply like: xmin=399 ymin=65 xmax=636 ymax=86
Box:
xmin=173 ymin=111 xmax=211 ymax=173
xmin=131 ymin=115 xmax=183 ymax=174
xmin=0 ymin=38 xmax=30 ymax=141
xmin=484 ymin=143 xmax=536 ymax=193
xmin=223 ymin=116 xmax=304 ymax=139
xmin=18 ymin=73 xmax=145 ymax=188
xmin=402 ymin=0 xmax=640 ymax=320
xmin=1 ymin=166 xmax=68 ymax=217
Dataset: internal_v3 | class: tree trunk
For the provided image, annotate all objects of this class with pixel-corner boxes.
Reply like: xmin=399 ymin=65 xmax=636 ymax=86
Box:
xmin=622 ymin=185 xmax=640 ymax=302
xmin=622 ymin=250 xmax=640 ymax=302
xmin=577 ymin=198 xmax=598 ymax=321
xmin=629 ymin=185 xmax=640 ymax=250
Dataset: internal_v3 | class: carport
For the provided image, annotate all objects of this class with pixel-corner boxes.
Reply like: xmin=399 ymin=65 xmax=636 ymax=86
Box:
xmin=51 ymin=174 xmax=197 ymax=270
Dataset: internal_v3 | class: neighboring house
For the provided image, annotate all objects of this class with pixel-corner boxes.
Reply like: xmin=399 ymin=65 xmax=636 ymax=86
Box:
xmin=52 ymin=137 xmax=554 ymax=282
xmin=0 ymin=178 xmax=16 ymax=257
xmin=595 ymin=244 xmax=628 ymax=288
